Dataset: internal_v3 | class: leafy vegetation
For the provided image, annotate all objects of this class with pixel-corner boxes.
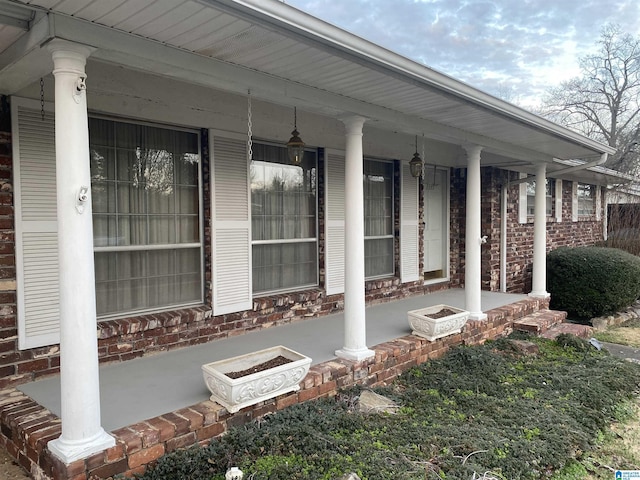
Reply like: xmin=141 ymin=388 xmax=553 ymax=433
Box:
xmin=132 ymin=334 xmax=640 ymax=480
xmin=547 ymin=246 xmax=640 ymax=320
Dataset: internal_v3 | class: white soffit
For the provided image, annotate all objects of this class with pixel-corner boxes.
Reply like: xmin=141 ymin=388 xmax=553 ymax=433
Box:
xmin=7 ymin=0 xmax=616 ymax=161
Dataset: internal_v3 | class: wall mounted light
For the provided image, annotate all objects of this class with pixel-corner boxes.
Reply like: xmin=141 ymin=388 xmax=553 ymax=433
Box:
xmin=286 ymin=107 xmax=305 ymax=165
xmin=409 ymin=135 xmax=423 ymax=178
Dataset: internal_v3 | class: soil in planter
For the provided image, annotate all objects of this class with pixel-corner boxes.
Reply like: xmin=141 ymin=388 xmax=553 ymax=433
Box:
xmin=226 ymin=355 xmax=293 ymax=379
xmin=429 ymin=308 xmax=459 ymax=319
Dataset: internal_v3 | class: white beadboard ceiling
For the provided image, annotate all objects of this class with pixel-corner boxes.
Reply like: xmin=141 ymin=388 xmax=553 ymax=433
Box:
xmin=0 ymin=0 xmax=616 ymax=165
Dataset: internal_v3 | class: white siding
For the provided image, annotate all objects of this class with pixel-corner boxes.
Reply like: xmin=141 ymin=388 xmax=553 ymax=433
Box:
xmin=211 ymin=132 xmax=252 ymax=314
xmin=325 ymin=149 xmax=345 ymax=295
xmin=400 ymin=163 xmax=419 ymax=282
xmin=12 ymin=97 xmax=60 ymax=349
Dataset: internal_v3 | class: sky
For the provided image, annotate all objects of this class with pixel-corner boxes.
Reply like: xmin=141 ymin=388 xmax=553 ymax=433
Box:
xmin=284 ymin=0 xmax=640 ymax=108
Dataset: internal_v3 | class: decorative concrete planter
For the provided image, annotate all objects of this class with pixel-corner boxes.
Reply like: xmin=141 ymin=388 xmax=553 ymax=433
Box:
xmin=202 ymin=345 xmax=311 ymax=413
xmin=408 ymin=304 xmax=470 ymax=341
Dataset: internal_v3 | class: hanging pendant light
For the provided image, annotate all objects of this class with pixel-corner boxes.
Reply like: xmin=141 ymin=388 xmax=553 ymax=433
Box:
xmin=286 ymin=107 xmax=305 ymax=165
xmin=409 ymin=135 xmax=423 ymax=178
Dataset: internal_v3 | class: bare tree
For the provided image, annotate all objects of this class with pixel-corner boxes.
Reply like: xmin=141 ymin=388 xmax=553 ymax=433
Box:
xmin=540 ymin=24 xmax=640 ymax=174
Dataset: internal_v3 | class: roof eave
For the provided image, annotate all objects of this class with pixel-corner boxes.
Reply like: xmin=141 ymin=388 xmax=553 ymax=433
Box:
xmin=210 ymin=0 xmax=615 ymax=157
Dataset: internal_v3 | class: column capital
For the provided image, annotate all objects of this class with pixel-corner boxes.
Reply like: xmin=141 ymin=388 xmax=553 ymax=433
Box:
xmin=462 ymin=144 xmax=483 ymax=158
xmin=341 ymin=115 xmax=367 ymax=135
xmin=47 ymin=39 xmax=95 ymax=73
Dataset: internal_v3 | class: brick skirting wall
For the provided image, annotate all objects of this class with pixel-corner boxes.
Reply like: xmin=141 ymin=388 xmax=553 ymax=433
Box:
xmin=0 ymin=297 xmax=548 ymax=480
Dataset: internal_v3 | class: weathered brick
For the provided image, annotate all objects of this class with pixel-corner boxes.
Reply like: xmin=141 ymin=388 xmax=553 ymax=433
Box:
xmin=128 ymin=444 xmax=165 ymax=469
xmin=196 ymin=422 xmax=225 ymax=441
xmin=165 ymin=432 xmax=197 ymax=452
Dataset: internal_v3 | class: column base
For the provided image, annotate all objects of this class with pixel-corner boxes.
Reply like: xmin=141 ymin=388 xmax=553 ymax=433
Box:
xmin=48 ymin=428 xmax=115 ymax=464
xmin=335 ymin=347 xmax=375 ymax=362
xmin=468 ymin=311 xmax=488 ymax=321
xmin=528 ymin=291 xmax=550 ymax=299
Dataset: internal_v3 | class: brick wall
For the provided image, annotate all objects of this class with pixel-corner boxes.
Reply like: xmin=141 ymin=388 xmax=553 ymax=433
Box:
xmin=483 ymin=168 xmax=605 ymax=294
xmin=0 ymin=297 xmax=548 ymax=480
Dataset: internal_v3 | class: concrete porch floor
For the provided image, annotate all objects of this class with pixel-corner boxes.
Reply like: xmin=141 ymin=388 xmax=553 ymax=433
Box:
xmin=19 ymin=288 xmax=527 ymax=432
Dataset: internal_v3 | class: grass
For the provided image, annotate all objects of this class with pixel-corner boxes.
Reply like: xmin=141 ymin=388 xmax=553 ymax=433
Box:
xmin=133 ymin=333 xmax=640 ymax=480
xmin=594 ymin=317 xmax=640 ymax=347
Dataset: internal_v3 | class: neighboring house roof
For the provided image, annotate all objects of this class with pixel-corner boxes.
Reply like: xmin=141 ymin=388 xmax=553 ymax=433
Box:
xmin=0 ymin=0 xmax=617 ymax=166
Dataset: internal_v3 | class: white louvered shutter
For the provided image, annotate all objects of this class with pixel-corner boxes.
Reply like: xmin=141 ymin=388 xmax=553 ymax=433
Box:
xmin=400 ymin=162 xmax=420 ymax=282
xmin=325 ymin=150 xmax=345 ymax=295
xmin=211 ymin=132 xmax=252 ymax=315
xmin=12 ymin=97 xmax=60 ymax=349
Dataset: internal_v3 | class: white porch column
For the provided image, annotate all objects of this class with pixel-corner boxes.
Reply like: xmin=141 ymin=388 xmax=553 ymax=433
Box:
xmin=463 ymin=145 xmax=487 ymax=320
xmin=336 ymin=116 xmax=375 ymax=361
xmin=529 ymin=162 xmax=550 ymax=298
xmin=47 ymin=40 xmax=115 ymax=464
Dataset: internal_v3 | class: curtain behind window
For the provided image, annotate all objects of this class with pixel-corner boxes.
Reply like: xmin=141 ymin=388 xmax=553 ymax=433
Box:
xmin=250 ymin=143 xmax=317 ymax=294
xmin=90 ymin=118 xmax=202 ymax=317
xmin=364 ymin=160 xmax=394 ymax=278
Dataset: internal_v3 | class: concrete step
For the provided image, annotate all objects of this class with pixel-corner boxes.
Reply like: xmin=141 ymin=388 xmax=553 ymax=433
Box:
xmin=512 ymin=310 xmax=567 ymax=335
xmin=540 ymin=322 xmax=594 ymax=340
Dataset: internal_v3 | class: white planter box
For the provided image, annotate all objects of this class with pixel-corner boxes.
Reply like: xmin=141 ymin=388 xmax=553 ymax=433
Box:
xmin=408 ymin=304 xmax=470 ymax=341
xmin=202 ymin=345 xmax=311 ymax=413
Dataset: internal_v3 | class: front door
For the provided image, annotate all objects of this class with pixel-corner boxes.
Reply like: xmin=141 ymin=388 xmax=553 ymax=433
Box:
xmin=423 ymin=167 xmax=449 ymax=281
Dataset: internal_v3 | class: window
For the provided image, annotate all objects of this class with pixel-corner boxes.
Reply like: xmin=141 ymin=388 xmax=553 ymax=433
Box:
xmin=89 ymin=118 xmax=203 ymax=317
xmin=578 ymin=183 xmax=595 ymax=215
xmin=527 ymin=178 xmax=554 ymax=216
xmin=250 ymin=143 xmax=317 ymax=294
xmin=364 ymin=159 xmax=394 ymax=278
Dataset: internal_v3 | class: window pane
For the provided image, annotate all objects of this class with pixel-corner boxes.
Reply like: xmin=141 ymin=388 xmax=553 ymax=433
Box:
xmin=365 ymin=238 xmax=394 ymax=278
xmin=250 ymin=142 xmax=318 ymax=294
xmin=364 ymin=159 xmax=394 ymax=278
xmin=252 ymin=241 xmax=317 ymax=294
xmin=364 ymin=160 xmax=393 ymax=237
xmin=90 ymin=118 xmax=202 ymax=317
xmin=526 ymin=179 xmax=554 ymax=217
xmin=94 ymin=248 xmax=201 ymax=316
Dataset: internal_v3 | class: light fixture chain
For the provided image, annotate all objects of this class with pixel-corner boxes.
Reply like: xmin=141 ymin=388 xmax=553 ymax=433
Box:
xmin=40 ymin=77 xmax=45 ymax=121
xmin=421 ymin=133 xmax=425 ymax=178
xmin=247 ymin=90 xmax=253 ymax=161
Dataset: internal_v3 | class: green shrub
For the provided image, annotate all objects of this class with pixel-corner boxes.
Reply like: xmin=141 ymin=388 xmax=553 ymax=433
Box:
xmin=134 ymin=339 xmax=640 ymax=480
xmin=547 ymin=246 xmax=640 ymax=320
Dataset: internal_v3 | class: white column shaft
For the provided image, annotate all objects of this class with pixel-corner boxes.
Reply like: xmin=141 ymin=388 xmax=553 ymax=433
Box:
xmin=47 ymin=40 xmax=114 ymax=464
xmin=464 ymin=145 xmax=487 ymax=320
xmin=336 ymin=116 xmax=374 ymax=361
xmin=530 ymin=163 xmax=550 ymax=298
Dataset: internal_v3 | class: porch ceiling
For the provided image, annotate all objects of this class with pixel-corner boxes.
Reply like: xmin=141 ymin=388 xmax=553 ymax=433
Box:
xmin=0 ymin=0 xmax=616 ymax=164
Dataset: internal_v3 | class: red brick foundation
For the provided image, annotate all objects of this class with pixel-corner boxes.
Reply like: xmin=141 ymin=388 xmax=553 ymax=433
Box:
xmin=0 ymin=296 xmax=548 ymax=480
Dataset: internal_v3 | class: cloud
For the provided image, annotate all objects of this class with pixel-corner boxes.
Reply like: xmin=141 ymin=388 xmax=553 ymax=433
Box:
xmin=286 ymin=0 xmax=640 ymax=107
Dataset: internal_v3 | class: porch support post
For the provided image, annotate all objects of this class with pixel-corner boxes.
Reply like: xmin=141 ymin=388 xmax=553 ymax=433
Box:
xmin=336 ymin=116 xmax=375 ymax=361
xmin=47 ymin=39 xmax=115 ymax=464
xmin=529 ymin=162 xmax=550 ymax=299
xmin=463 ymin=144 xmax=487 ymax=320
